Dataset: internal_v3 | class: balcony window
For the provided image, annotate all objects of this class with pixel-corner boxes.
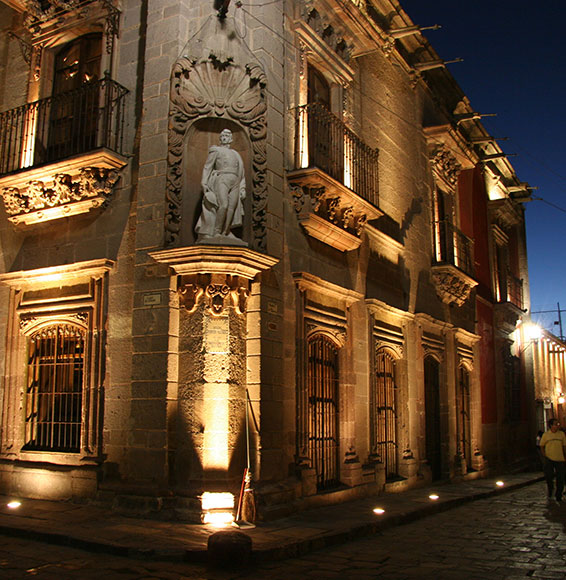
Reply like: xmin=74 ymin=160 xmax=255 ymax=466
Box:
xmin=433 ymin=219 xmax=474 ymax=276
xmin=293 ymin=102 xmax=379 ymax=208
xmin=0 ymin=33 xmax=127 ymax=177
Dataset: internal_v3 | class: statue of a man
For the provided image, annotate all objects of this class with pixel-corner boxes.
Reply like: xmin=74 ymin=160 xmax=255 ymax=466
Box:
xmin=195 ymin=128 xmax=246 ymax=244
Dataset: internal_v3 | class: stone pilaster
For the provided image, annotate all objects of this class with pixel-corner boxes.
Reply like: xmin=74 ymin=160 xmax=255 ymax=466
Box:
xmin=150 ymin=246 xmax=278 ymax=496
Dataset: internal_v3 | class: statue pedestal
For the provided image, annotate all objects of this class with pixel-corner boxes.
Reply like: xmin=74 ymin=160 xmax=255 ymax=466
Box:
xmin=150 ymin=246 xmax=278 ymax=503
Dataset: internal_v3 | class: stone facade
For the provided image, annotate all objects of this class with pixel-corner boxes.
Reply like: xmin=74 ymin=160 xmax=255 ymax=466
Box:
xmin=0 ymin=0 xmax=535 ymax=520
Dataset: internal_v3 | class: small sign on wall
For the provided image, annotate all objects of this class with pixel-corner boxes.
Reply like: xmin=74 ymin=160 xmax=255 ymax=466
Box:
xmin=143 ymin=292 xmax=162 ymax=306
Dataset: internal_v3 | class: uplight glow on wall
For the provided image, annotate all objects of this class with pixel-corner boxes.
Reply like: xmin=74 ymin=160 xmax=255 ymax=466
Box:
xmin=203 ymin=383 xmax=230 ymax=470
xmin=298 ymin=111 xmax=309 ymax=169
xmin=20 ymin=108 xmax=39 ymax=169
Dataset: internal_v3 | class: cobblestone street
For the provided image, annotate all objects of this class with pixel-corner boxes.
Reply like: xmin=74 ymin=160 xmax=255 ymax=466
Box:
xmin=0 ymin=481 xmax=564 ymax=580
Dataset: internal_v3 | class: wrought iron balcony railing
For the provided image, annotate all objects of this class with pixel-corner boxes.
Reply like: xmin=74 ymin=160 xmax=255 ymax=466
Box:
xmin=293 ymin=102 xmax=379 ymax=207
xmin=433 ymin=219 xmax=474 ymax=277
xmin=0 ymin=75 xmax=127 ymax=177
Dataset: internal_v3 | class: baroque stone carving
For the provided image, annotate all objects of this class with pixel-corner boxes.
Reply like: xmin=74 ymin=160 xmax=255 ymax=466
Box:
xmin=2 ymin=167 xmax=120 ymax=223
xmin=302 ymin=4 xmax=353 ymax=63
xmin=291 ymin=184 xmax=369 ymax=239
xmin=19 ymin=311 xmax=88 ymax=334
xmin=375 ymin=341 xmax=404 ymax=359
xmin=431 ymin=267 xmax=476 ymax=307
xmin=178 ymin=274 xmax=249 ymax=316
xmin=431 ymin=145 xmax=461 ymax=187
xmin=167 ymin=17 xmax=267 ymax=251
xmin=23 ymin=0 xmax=120 ymax=55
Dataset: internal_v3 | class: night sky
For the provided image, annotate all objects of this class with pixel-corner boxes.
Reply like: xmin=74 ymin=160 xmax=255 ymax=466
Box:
xmin=399 ymin=1 xmax=566 ymax=335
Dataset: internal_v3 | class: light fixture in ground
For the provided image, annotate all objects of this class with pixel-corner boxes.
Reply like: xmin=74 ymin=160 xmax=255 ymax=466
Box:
xmin=428 ymin=494 xmax=439 ymax=501
xmin=201 ymin=492 xmax=235 ymax=528
xmin=7 ymin=501 xmax=21 ymax=509
xmin=373 ymin=507 xmax=385 ymax=515
xmin=495 ymin=480 xmax=504 ymax=487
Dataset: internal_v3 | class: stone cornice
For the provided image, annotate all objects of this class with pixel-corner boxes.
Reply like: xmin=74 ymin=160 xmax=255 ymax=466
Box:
xmin=0 ymin=258 xmax=115 ymax=287
xmin=293 ymin=271 xmax=363 ymax=305
xmin=150 ymin=246 xmax=279 ymax=280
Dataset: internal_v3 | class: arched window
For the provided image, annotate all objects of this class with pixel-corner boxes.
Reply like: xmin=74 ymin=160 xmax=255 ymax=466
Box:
xmin=24 ymin=324 xmax=85 ymax=453
xmin=371 ymin=350 xmax=398 ymax=479
xmin=307 ymin=334 xmax=339 ymax=489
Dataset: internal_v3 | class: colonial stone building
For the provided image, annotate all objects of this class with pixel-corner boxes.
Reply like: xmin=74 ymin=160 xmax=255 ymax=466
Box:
xmin=0 ymin=0 xmax=534 ymax=521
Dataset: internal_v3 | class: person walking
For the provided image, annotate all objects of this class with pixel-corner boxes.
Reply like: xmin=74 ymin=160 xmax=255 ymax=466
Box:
xmin=540 ymin=418 xmax=566 ymax=502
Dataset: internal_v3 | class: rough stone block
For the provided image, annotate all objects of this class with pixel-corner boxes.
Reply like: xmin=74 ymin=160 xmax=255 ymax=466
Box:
xmin=207 ymin=530 xmax=252 ymax=568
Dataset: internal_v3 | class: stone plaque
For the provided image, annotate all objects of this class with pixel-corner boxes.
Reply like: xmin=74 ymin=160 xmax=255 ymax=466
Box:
xmin=205 ymin=316 xmax=229 ymax=354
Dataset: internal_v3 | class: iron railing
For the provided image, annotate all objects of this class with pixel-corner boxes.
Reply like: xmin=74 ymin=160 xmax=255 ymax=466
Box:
xmin=293 ymin=103 xmax=379 ymax=207
xmin=0 ymin=75 xmax=127 ymax=176
xmin=433 ymin=219 xmax=474 ymax=276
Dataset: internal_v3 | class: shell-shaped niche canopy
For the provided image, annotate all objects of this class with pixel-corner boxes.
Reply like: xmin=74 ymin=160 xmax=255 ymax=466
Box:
xmin=166 ymin=15 xmax=268 ymax=252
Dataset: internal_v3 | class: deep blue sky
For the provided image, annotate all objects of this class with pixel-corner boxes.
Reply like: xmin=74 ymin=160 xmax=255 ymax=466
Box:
xmin=401 ymin=1 xmax=566 ymax=335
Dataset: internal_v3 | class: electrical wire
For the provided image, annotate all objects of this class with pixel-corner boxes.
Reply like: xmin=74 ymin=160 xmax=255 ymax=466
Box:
xmin=235 ymin=3 xmax=566 ymax=213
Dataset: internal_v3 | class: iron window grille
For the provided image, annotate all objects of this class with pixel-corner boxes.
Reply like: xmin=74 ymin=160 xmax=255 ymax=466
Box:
xmin=307 ymin=334 xmax=340 ymax=490
xmin=371 ymin=350 xmax=398 ymax=479
xmin=23 ymin=324 xmax=85 ymax=453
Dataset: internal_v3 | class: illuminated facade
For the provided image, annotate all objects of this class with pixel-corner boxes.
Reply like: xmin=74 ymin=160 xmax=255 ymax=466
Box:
xmin=0 ymin=0 xmax=535 ymax=518
xmin=528 ymin=327 xmax=566 ymax=432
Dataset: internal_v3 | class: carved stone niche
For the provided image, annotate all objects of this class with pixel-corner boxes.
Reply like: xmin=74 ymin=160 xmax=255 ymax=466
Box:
xmin=289 ymin=170 xmax=382 ymax=252
xmin=166 ymin=15 xmax=267 ymax=252
xmin=0 ymin=151 xmax=125 ymax=225
xmin=431 ymin=265 xmax=478 ymax=307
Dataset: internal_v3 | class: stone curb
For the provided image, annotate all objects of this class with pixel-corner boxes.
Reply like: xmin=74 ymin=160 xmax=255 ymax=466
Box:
xmin=0 ymin=475 xmax=544 ymax=564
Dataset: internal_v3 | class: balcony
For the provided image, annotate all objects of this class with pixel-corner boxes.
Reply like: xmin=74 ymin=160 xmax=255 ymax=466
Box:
xmin=0 ymin=76 xmax=128 ymax=225
xmin=288 ymin=103 xmax=382 ymax=251
xmin=495 ymin=270 xmax=524 ymax=331
xmin=431 ymin=220 xmax=478 ymax=306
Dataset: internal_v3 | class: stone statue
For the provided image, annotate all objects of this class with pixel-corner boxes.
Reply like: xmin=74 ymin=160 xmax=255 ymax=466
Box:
xmin=195 ymin=128 xmax=247 ymax=245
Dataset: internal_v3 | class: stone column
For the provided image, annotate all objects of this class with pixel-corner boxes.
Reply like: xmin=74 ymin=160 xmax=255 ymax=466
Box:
xmin=151 ymin=246 xmax=278 ymax=497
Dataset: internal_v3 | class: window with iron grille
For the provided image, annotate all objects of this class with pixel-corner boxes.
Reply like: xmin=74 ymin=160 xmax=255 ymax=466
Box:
xmin=307 ymin=334 xmax=339 ymax=490
xmin=371 ymin=350 xmax=398 ymax=479
xmin=456 ymin=366 xmax=472 ymax=469
xmin=23 ymin=324 xmax=85 ymax=453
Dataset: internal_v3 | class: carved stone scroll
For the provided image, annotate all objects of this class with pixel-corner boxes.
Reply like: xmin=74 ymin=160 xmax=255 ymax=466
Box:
xmin=179 ymin=273 xmax=250 ymax=317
